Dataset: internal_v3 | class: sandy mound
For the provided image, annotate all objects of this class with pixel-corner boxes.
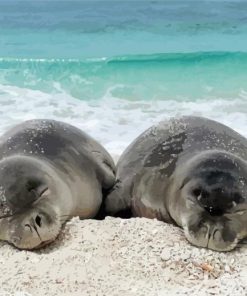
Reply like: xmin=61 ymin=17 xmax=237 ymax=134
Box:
xmin=0 ymin=217 xmax=246 ymax=296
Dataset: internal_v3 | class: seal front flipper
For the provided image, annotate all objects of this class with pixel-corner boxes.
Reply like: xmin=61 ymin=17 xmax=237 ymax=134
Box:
xmin=92 ymin=150 xmax=116 ymax=189
xmin=105 ymin=167 xmax=172 ymax=220
xmin=104 ymin=179 xmax=132 ymax=217
xmin=130 ymin=168 xmax=172 ymax=222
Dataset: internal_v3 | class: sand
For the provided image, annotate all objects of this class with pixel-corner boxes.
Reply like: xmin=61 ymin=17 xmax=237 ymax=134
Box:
xmin=0 ymin=217 xmax=246 ymax=296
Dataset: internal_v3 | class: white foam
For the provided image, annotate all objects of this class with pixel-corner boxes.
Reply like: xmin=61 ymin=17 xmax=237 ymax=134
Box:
xmin=0 ymin=83 xmax=247 ymax=157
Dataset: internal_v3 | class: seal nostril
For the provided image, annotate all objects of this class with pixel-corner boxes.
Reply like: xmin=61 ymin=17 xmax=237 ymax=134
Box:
xmin=35 ymin=215 xmax=42 ymax=227
xmin=204 ymin=206 xmax=223 ymax=216
xmin=213 ymin=229 xmax=221 ymax=240
xmin=25 ymin=224 xmax=32 ymax=232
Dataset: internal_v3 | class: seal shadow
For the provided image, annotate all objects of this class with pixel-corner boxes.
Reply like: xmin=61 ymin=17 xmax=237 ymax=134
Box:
xmin=94 ymin=188 xmax=132 ymax=220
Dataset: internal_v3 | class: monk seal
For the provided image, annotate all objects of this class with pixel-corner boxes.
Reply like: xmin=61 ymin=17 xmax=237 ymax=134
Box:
xmin=0 ymin=119 xmax=115 ymax=250
xmin=105 ymin=116 xmax=247 ymax=251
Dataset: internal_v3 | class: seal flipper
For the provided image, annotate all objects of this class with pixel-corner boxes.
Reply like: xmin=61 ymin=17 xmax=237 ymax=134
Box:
xmin=104 ymin=179 xmax=132 ymax=218
xmin=129 ymin=167 xmax=173 ymax=222
xmin=101 ymin=158 xmax=116 ymax=188
xmin=92 ymin=151 xmax=116 ymax=189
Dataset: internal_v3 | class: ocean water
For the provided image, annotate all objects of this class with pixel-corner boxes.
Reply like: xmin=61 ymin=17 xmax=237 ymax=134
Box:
xmin=1 ymin=0 xmax=247 ymax=156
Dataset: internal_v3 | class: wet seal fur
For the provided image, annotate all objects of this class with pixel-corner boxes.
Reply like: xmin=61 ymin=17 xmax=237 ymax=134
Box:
xmin=0 ymin=119 xmax=115 ymax=250
xmin=105 ymin=116 xmax=247 ymax=251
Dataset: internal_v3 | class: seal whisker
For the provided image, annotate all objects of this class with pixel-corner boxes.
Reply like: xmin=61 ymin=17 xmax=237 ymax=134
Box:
xmin=59 ymin=218 xmax=70 ymax=224
xmin=59 ymin=214 xmax=74 ymax=222
xmin=237 ymin=241 xmax=247 ymax=245
xmin=59 ymin=214 xmax=74 ymax=218
xmin=234 ymin=209 xmax=247 ymax=214
xmin=0 ymin=214 xmax=16 ymax=220
xmin=59 ymin=214 xmax=75 ymax=220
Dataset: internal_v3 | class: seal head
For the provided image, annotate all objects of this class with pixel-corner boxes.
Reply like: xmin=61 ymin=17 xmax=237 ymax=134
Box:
xmin=172 ymin=151 xmax=247 ymax=251
xmin=0 ymin=155 xmax=70 ymax=249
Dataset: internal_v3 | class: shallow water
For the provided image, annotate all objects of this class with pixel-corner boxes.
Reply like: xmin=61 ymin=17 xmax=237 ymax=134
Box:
xmin=0 ymin=1 xmax=247 ymax=155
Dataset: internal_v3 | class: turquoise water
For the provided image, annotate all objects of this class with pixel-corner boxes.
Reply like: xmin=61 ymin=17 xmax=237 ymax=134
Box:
xmin=2 ymin=1 xmax=247 ymax=58
xmin=1 ymin=52 xmax=247 ymax=101
xmin=0 ymin=1 xmax=247 ymax=154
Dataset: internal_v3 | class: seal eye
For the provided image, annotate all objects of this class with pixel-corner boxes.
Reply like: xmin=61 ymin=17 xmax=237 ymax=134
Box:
xmin=192 ymin=188 xmax=202 ymax=198
xmin=232 ymin=192 xmax=243 ymax=204
xmin=26 ymin=179 xmax=41 ymax=193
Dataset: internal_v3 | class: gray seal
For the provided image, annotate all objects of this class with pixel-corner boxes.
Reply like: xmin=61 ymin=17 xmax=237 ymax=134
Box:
xmin=0 ymin=119 xmax=115 ymax=250
xmin=105 ymin=116 xmax=247 ymax=251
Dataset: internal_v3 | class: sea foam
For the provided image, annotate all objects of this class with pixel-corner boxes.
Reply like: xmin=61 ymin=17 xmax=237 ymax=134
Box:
xmin=0 ymin=83 xmax=247 ymax=160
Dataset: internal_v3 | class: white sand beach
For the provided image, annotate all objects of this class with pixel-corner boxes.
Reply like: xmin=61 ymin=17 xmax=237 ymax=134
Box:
xmin=0 ymin=217 xmax=246 ymax=296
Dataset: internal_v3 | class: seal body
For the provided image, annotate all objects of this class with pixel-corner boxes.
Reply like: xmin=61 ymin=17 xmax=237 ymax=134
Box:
xmin=105 ymin=116 xmax=247 ymax=251
xmin=0 ymin=119 xmax=115 ymax=249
